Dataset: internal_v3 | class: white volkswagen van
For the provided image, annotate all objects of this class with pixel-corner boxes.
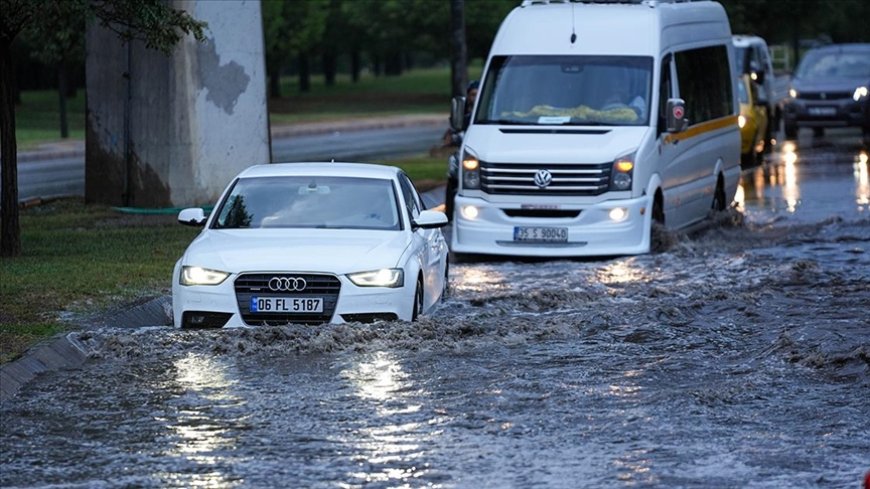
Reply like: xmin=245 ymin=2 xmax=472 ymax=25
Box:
xmin=450 ymin=0 xmax=740 ymax=257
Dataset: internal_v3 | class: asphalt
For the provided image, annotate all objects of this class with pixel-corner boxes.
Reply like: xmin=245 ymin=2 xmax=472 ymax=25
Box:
xmin=15 ymin=113 xmax=446 ymax=163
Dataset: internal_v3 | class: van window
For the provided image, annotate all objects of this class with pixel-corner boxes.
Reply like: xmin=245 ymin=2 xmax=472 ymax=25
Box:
xmin=475 ymin=55 xmax=653 ymax=127
xmin=675 ymin=45 xmax=733 ymax=125
xmin=658 ymin=54 xmax=672 ymax=133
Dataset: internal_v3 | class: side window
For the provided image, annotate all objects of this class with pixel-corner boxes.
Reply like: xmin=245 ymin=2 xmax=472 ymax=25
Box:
xmin=398 ymin=174 xmax=421 ymax=219
xmin=658 ymin=54 xmax=672 ymax=134
xmin=674 ymin=45 xmax=733 ymax=125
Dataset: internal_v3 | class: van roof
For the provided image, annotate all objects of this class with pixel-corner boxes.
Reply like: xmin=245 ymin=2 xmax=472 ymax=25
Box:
xmin=494 ymin=0 xmax=730 ymax=57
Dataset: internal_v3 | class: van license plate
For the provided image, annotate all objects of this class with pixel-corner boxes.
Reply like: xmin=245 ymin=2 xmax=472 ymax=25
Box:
xmin=808 ymin=107 xmax=836 ymax=116
xmin=250 ymin=297 xmax=323 ymax=313
xmin=513 ymin=226 xmax=568 ymax=242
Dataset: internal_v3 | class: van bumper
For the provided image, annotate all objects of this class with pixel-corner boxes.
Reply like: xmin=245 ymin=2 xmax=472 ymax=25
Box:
xmin=450 ymin=194 xmax=652 ymax=257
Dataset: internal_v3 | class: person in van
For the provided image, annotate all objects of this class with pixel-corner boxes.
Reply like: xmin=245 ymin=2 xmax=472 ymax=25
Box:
xmin=443 ymin=80 xmax=479 ymax=221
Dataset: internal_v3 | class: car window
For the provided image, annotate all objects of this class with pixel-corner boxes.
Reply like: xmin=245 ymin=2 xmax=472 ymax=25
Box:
xmin=797 ymin=51 xmax=870 ymax=79
xmin=658 ymin=54 xmax=672 ymax=132
xmin=212 ymin=176 xmax=401 ymax=230
xmin=398 ymin=174 xmax=421 ymax=219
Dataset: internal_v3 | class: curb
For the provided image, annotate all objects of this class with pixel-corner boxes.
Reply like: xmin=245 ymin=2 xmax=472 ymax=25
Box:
xmin=0 ymin=333 xmax=88 ymax=402
xmin=0 ymin=296 xmax=172 ymax=402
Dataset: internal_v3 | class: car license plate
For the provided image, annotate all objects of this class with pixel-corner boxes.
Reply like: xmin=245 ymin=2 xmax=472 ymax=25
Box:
xmin=513 ymin=226 xmax=568 ymax=242
xmin=808 ymin=107 xmax=836 ymax=116
xmin=250 ymin=297 xmax=323 ymax=313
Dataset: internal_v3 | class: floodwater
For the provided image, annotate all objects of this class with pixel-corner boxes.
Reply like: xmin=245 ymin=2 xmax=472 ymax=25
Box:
xmin=2 ymin=130 xmax=869 ymax=488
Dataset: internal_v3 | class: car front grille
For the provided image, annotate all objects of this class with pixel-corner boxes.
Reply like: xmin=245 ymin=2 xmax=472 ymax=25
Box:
xmin=234 ymin=273 xmax=341 ymax=326
xmin=798 ymin=91 xmax=851 ymax=100
xmin=480 ymin=161 xmax=611 ymax=196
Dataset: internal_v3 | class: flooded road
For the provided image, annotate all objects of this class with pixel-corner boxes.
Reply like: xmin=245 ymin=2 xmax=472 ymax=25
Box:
xmin=2 ymin=130 xmax=869 ymax=488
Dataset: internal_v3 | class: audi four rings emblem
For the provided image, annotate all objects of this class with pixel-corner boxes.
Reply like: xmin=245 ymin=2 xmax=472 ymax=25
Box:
xmin=534 ymin=169 xmax=553 ymax=188
xmin=269 ymin=277 xmax=307 ymax=291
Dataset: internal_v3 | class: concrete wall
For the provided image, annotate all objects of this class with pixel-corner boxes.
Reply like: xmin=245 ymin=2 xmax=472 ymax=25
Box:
xmin=86 ymin=0 xmax=270 ymax=208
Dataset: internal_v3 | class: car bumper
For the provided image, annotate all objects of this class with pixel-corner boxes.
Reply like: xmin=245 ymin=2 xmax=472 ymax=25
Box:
xmin=783 ymin=98 xmax=869 ymax=128
xmin=171 ymin=272 xmax=416 ymax=328
xmin=450 ymin=194 xmax=651 ymax=257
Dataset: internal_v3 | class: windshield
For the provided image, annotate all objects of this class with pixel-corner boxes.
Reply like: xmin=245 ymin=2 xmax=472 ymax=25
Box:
xmin=213 ymin=176 xmax=401 ymax=230
xmin=474 ymin=55 xmax=653 ymax=126
xmin=734 ymin=46 xmax=748 ymax=74
xmin=796 ymin=50 xmax=870 ymax=79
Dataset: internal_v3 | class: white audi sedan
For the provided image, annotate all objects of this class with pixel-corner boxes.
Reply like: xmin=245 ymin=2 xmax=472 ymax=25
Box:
xmin=171 ymin=163 xmax=449 ymax=328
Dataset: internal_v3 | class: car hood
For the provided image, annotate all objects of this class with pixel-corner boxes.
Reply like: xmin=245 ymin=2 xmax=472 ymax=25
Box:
xmin=463 ymin=125 xmax=649 ymax=162
xmin=792 ymin=76 xmax=868 ymax=92
xmin=181 ymin=228 xmax=412 ymax=275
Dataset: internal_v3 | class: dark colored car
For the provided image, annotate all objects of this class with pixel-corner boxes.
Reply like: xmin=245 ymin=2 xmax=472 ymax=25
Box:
xmin=781 ymin=43 xmax=870 ymax=141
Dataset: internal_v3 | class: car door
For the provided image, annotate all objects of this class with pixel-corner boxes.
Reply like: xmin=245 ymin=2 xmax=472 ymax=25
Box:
xmin=398 ymin=174 xmax=444 ymax=308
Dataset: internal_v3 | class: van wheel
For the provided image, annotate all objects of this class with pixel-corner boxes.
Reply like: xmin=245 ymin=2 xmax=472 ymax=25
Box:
xmin=711 ymin=176 xmax=727 ymax=212
xmin=412 ymin=277 xmax=423 ymax=321
xmin=650 ymin=191 xmax=668 ymax=253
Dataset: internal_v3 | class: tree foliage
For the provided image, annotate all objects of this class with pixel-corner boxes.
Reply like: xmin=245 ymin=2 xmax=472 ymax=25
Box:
xmin=0 ymin=0 xmax=206 ymax=257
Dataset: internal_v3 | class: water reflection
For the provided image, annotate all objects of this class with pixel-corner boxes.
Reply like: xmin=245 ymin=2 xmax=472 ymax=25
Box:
xmin=452 ymin=265 xmax=508 ymax=293
xmin=855 ymin=151 xmax=869 ymax=209
xmin=158 ymin=354 xmax=244 ymax=488
xmin=342 ymin=351 xmax=436 ymax=486
xmin=596 ymin=259 xmax=651 ymax=285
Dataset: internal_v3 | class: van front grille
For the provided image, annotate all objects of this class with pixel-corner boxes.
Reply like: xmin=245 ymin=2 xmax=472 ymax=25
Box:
xmin=480 ymin=161 xmax=611 ymax=196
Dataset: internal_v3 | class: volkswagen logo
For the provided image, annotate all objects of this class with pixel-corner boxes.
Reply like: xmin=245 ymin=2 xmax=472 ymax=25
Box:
xmin=534 ymin=169 xmax=553 ymax=189
xmin=269 ymin=276 xmax=307 ymax=292
xmin=820 ymin=92 xmax=827 ymax=100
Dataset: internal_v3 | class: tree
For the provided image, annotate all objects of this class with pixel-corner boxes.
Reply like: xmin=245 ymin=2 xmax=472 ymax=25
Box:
xmin=450 ymin=0 xmax=467 ymax=98
xmin=0 ymin=0 xmax=206 ymax=257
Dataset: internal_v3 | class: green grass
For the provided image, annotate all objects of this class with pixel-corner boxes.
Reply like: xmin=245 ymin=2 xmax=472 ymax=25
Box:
xmin=14 ymin=90 xmax=86 ymax=150
xmin=389 ymin=154 xmax=450 ymax=188
xmin=0 ymin=199 xmax=200 ymax=363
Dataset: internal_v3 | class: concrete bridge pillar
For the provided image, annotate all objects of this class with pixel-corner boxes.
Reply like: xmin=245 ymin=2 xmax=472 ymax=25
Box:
xmin=85 ymin=0 xmax=270 ymax=208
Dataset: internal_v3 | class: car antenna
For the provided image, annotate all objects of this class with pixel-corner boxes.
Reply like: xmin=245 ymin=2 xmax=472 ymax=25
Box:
xmin=570 ymin=2 xmax=577 ymax=44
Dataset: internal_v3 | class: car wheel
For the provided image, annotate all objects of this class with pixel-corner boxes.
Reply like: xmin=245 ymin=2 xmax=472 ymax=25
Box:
xmin=711 ymin=175 xmax=727 ymax=212
xmin=784 ymin=122 xmax=797 ymax=140
xmin=441 ymin=260 xmax=450 ymax=301
xmin=444 ymin=178 xmax=457 ymax=222
xmin=412 ymin=277 xmax=423 ymax=321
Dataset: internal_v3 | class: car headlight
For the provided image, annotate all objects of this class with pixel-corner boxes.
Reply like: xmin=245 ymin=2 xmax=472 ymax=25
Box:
xmin=347 ymin=268 xmax=404 ymax=288
xmin=609 ymin=152 xmax=634 ymax=191
xmin=788 ymin=88 xmax=798 ymax=99
xmin=180 ymin=266 xmax=230 ymax=286
xmin=854 ymin=86 xmax=868 ymax=102
xmin=738 ymin=115 xmax=747 ymax=128
xmin=462 ymin=148 xmax=481 ymax=190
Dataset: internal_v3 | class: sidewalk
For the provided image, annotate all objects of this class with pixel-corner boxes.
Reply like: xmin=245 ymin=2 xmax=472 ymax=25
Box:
xmin=15 ymin=113 xmax=447 ymax=163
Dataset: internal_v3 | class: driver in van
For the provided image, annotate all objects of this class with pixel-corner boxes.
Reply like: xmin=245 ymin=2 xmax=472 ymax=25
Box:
xmin=443 ymin=80 xmax=480 ymax=221
xmin=601 ymin=86 xmax=646 ymax=120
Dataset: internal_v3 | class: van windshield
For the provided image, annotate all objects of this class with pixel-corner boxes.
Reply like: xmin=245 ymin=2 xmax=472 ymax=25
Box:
xmin=474 ymin=55 xmax=653 ymax=127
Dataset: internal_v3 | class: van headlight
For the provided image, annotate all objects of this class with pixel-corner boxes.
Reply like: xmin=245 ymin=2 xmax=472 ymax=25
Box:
xmin=609 ymin=153 xmax=634 ymax=191
xmin=462 ymin=148 xmax=481 ymax=189
xmin=347 ymin=268 xmax=404 ymax=288
xmin=854 ymin=86 xmax=868 ymax=102
xmin=181 ymin=266 xmax=229 ymax=286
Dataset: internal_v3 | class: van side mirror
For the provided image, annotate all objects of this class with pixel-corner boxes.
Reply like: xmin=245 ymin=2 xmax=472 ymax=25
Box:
xmin=178 ymin=208 xmax=206 ymax=227
xmin=666 ymin=98 xmax=689 ymax=133
xmin=450 ymin=96 xmax=466 ymax=131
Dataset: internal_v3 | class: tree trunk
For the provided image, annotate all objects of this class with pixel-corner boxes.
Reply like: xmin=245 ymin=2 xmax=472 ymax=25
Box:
xmin=269 ymin=65 xmax=281 ymax=98
xmin=1 ymin=40 xmax=22 ymax=257
xmin=298 ymin=53 xmax=310 ymax=92
xmin=450 ymin=0 xmax=468 ymax=98
xmin=323 ymin=51 xmax=336 ymax=87
xmin=373 ymin=54 xmax=382 ymax=77
xmin=58 ymin=61 xmax=69 ymax=138
xmin=351 ymin=49 xmax=361 ymax=83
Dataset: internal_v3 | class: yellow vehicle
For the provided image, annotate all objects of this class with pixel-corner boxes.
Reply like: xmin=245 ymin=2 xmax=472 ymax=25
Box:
xmin=737 ymin=74 xmax=769 ymax=167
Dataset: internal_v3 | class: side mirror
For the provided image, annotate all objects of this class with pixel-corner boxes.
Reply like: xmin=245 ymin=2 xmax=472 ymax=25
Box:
xmin=178 ymin=208 xmax=206 ymax=227
xmin=450 ymin=96 xmax=466 ymax=131
xmin=412 ymin=210 xmax=448 ymax=230
xmin=666 ymin=98 xmax=689 ymax=133
xmin=752 ymin=69 xmax=766 ymax=85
